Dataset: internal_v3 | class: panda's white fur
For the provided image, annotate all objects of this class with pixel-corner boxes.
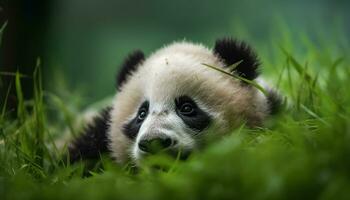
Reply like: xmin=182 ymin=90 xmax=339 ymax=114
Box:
xmin=108 ymin=41 xmax=269 ymax=164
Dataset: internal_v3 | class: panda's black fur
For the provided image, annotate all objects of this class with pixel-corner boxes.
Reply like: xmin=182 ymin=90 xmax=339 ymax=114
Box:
xmin=67 ymin=37 xmax=281 ymax=163
xmin=68 ymin=107 xmax=111 ymax=163
xmin=116 ymin=50 xmax=145 ymax=90
xmin=214 ymin=38 xmax=260 ymax=80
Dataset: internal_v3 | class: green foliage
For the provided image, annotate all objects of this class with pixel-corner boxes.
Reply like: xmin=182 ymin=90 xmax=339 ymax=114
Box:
xmin=1 ymin=25 xmax=350 ymax=200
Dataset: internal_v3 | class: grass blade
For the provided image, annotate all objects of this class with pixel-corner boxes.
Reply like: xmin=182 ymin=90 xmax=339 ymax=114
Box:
xmin=202 ymin=63 xmax=268 ymax=95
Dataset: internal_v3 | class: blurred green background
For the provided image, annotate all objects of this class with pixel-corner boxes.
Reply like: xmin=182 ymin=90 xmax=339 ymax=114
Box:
xmin=0 ymin=0 xmax=349 ymax=105
xmin=1 ymin=1 xmax=350 ymax=199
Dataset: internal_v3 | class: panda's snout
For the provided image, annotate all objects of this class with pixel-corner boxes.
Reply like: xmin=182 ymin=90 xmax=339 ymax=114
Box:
xmin=138 ymin=136 xmax=177 ymax=154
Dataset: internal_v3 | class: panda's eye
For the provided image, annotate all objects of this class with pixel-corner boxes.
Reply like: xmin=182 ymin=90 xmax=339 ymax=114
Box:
xmin=175 ymin=96 xmax=211 ymax=132
xmin=137 ymin=109 xmax=147 ymax=121
xmin=176 ymin=96 xmax=197 ymax=117
xmin=136 ymin=101 xmax=149 ymax=122
xmin=179 ymin=103 xmax=194 ymax=115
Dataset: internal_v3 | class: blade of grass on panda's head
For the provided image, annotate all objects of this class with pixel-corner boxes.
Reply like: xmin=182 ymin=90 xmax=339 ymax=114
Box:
xmin=201 ymin=63 xmax=267 ymax=96
xmin=226 ymin=60 xmax=243 ymax=72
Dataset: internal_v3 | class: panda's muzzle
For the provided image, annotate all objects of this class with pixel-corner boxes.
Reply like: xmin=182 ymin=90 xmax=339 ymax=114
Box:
xmin=138 ymin=136 xmax=177 ymax=154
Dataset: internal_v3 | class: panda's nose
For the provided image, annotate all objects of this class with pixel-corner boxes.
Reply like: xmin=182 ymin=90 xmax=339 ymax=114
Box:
xmin=138 ymin=137 xmax=176 ymax=154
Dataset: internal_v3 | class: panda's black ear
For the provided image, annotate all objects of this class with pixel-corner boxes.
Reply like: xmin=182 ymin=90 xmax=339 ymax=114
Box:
xmin=214 ymin=38 xmax=260 ymax=80
xmin=116 ymin=50 xmax=145 ymax=89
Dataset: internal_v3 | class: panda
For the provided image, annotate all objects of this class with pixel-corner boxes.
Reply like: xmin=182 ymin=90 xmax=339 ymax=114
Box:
xmin=67 ymin=37 xmax=281 ymax=165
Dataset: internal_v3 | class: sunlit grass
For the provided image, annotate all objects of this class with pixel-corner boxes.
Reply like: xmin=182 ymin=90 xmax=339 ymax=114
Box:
xmin=1 ymin=22 xmax=350 ymax=200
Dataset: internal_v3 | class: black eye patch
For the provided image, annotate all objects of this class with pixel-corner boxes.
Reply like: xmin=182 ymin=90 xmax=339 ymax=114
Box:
xmin=122 ymin=100 xmax=149 ymax=140
xmin=175 ymin=96 xmax=211 ymax=132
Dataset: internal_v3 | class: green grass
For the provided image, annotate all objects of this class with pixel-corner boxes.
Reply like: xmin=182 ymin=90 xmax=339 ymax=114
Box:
xmin=1 ymin=25 xmax=350 ymax=199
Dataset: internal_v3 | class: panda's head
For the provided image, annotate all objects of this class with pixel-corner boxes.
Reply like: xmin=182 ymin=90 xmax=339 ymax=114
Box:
xmin=108 ymin=38 xmax=279 ymax=164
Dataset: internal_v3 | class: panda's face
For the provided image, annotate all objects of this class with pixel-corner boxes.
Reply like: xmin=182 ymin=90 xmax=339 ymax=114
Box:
xmin=108 ymin=41 xmax=271 ymax=164
xmin=124 ymin=94 xmax=212 ymax=162
xmin=117 ymin=64 xmax=229 ymax=163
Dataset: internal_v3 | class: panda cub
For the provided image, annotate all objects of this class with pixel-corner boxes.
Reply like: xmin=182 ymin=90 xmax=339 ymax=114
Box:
xmin=68 ymin=38 xmax=280 ymax=165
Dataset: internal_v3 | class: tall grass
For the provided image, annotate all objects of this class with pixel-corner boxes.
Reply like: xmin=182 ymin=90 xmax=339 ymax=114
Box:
xmin=1 ymin=24 xmax=350 ymax=199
